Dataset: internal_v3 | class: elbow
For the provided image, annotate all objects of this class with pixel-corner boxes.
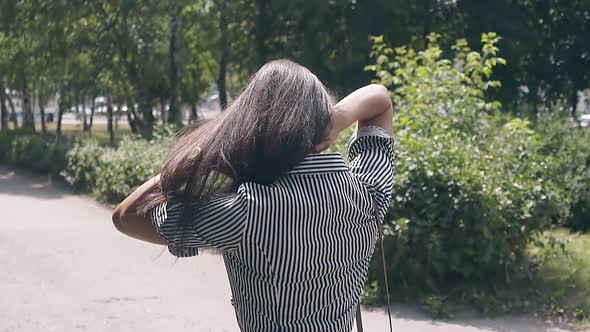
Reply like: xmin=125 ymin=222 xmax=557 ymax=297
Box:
xmin=368 ymin=84 xmax=393 ymax=111
xmin=112 ymin=205 xmax=127 ymax=234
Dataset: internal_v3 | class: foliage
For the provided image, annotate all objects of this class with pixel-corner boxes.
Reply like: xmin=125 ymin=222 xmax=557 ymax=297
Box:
xmin=0 ymin=129 xmax=75 ymax=175
xmin=61 ymin=136 xmax=169 ymax=204
xmin=534 ymin=114 xmax=590 ymax=231
xmin=530 ymin=229 xmax=590 ymax=328
xmin=92 ymin=137 xmax=167 ymax=203
xmin=0 ymin=129 xmax=169 ymax=205
xmin=61 ymin=141 xmax=104 ymax=191
xmin=0 ymin=130 xmax=16 ymax=162
xmin=2 ymin=0 xmax=589 ymax=134
xmin=421 ymin=295 xmax=453 ymax=319
xmin=360 ymin=33 xmax=567 ymax=301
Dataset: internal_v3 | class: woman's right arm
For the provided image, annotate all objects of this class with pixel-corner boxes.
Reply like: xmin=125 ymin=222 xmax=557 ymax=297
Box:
xmin=333 ymin=84 xmax=393 ymax=135
xmin=316 ymin=84 xmax=392 ymax=151
xmin=341 ymin=85 xmax=395 ymax=218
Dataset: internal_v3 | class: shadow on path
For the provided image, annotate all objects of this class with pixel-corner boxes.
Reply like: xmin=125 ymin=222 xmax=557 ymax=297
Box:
xmin=358 ymin=304 xmax=573 ymax=332
xmin=0 ymin=165 xmax=71 ymax=200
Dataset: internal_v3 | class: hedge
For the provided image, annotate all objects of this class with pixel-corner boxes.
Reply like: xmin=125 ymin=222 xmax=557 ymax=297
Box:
xmin=0 ymin=131 xmax=168 ymax=205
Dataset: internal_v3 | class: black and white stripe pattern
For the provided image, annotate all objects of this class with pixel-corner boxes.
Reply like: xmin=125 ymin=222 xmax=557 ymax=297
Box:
xmin=149 ymin=126 xmax=395 ymax=331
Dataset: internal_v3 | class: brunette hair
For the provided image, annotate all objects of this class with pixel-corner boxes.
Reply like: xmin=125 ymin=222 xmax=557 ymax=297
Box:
xmin=138 ymin=59 xmax=335 ymax=217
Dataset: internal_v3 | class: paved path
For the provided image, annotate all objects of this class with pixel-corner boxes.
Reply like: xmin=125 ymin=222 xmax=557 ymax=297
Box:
xmin=0 ymin=166 xmax=580 ymax=332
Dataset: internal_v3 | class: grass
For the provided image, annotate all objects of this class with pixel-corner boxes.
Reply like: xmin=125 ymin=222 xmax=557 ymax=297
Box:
xmin=415 ymin=228 xmax=590 ymax=329
xmin=8 ymin=121 xmax=133 ymax=145
xmin=46 ymin=123 xmax=133 ymax=145
xmin=532 ymin=229 xmax=590 ymax=328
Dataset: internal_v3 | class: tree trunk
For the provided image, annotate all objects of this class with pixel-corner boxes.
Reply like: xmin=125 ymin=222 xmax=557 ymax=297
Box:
xmin=190 ymin=102 xmax=198 ymax=123
xmin=530 ymin=85 xmax=539 ymax=122
xmin=138 ymin=94 xmax=153 ymax=139
xmin=571 ymin=90 xmax=579 ymax=120
xmin=217 ymin=0 xmax=228 ymax=110
xmin=160 ymin=96 xmax=167 ymax=124
xmin=39 ymin=91 xmax=47 ymax=133
xmin=255 ymin=0 xmax=267 ymax=68
xmin=0 ymin=84 xmax=7 ymax=131
xmin=119 ymin=11 xmax=153 ymax=138
xmin=82 ymin=96 xmax=89 ymax=132
xmin=89 ymin=95 xmax=96 ymax=131
xmin=126 ymin=98 xmax=139 ymax=134
xmin=56 ymin=88 xmax=65 ymax=136
xmin=168 ymin=0 xmax=181 ymax=125
xmin=107 ymin=103 xmax=115 ymax=145
xmin=422 ymin=0 xmax=434 ymax=43
xmin=114 ymin=105 xmax=120 ymax=130
xmin=5 ymin=92 xmax=18 ymax=129
xmin=511 ymin=100 xmax=518 ymax=116
xmin=21 ymin=77 xmax=35 ymax=130
xmin=127 ymin=111 xmax=138 ymax=134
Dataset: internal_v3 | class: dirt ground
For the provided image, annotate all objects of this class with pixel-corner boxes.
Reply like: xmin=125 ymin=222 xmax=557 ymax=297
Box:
xmin=0 ymin=166 xmax=581 ymax=332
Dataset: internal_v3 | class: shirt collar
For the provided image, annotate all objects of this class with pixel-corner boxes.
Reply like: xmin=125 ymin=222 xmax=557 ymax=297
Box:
xmin=285 ymin=152 xmax=349 ymax=175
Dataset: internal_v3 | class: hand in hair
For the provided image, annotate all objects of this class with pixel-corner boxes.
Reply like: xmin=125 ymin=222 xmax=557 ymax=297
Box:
xmin=112 ymin=174 xmax=167 ymax=245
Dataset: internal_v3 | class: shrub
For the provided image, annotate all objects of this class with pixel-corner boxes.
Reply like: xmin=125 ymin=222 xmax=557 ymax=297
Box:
xmin=0 ymin=130 xmax=16 ymax=162
xmin=62 ymin=141 xmax=104 ymax=191
xmin=0 ymin=130 xmax=75 ymax=176
xmin=1 ymin=129 xmax=171 ymax=205
xmin=360 ymin=33 xmax=562 ymax=299
xmin=92 ymin=137 xmax=168 ymax=204
xmin=535 ymin=114 xmax=590 ymax=231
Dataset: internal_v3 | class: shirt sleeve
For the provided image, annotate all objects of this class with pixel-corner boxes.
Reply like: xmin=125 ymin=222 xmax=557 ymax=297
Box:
xmin=147 ymin=185 xmax=250 ymax=257
xmin=347 ymin=125 xmax=395 ymax=221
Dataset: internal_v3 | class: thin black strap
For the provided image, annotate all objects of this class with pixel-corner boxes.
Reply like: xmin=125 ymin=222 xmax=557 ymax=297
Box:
xmin=356 ymin=199 xmax=393 ymax=332
xmin=373 ymin=199 xmax=394 ymax=332
xmin=356 ymin=304 xmax=364 ymax=332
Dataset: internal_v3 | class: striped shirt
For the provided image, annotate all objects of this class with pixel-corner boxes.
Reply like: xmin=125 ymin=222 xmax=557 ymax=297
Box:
xmin=149 ymin=126 xmax=395 ymax=331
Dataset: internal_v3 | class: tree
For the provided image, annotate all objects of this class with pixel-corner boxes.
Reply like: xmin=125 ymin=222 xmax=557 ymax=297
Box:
xmin=217 ymin=0 xmax=229 ymax=109
xmin=178 ymin=1 xmax=219 ymax=123
xmin=0 ymin=81 xmax=7 ymax=131
xmin=167 ymin=0 xmax=181 ymax=125
xmin=255 ymin=0 xmax=268 ymax=68
xmin=92 ymin=0 xmax=170 ymax=139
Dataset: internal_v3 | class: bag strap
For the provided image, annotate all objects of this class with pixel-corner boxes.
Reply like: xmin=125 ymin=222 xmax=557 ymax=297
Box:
xmin=356 ymin=198 xmax=393 ymax=332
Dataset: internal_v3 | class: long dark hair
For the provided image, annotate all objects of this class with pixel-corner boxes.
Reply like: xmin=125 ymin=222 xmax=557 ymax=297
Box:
xmin=138 ymin=59 xmax=335 ymax=216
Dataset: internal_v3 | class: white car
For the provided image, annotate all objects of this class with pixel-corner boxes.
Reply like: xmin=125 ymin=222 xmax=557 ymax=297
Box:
xmin=580 ymin=114 xmax=590 ymax=128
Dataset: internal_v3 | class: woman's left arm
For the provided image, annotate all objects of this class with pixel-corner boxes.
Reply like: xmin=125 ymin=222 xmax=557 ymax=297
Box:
xmin=112 ymin=174 xmax=167 ymax=245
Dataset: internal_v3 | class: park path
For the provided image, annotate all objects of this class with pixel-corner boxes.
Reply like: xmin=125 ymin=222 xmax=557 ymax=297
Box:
xmin=0 ymin=165 xmax=579 ymax=332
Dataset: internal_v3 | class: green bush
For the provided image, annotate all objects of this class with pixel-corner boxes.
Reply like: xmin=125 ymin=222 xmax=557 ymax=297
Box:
xmin=0 ymin=130 xmax=16 ymax=162
xmin=535 ymin=114 xmax=590 ymax=231
xmin=62 ymin=141 xmax=104 ymax=190
xmin=92 ymin=137 xmax=167 ymax=204
xmin=0 ymin=130 xmax=75 ymax=176
xmin=1 ymin=129 xmax=170 ymax=205
xmin=61 ymin=136 xmax=169 ymax=204
xmin=360 ymin=33 xmax=563 ymax=299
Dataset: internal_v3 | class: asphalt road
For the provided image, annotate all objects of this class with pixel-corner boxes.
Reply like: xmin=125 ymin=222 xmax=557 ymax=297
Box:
xmin=0 ymin=166 xmax=579 ymax=332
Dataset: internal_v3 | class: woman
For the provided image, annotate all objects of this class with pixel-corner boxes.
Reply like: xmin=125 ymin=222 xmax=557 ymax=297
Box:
xmin=112 ymin=59 xmax=394 ymax=331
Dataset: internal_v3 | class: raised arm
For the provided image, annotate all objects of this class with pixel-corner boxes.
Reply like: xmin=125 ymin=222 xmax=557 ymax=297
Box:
xmin=112 ymin=174 xmax=167 ymax=245
xmin=316 ymin=84 xmax=393 ymax=151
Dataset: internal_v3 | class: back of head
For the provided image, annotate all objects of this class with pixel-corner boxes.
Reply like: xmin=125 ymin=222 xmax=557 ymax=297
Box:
xmin=141 ymin=59 xmax=334 ymax=212
xmin=222 ymin=59 xmax=334 ymax=183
